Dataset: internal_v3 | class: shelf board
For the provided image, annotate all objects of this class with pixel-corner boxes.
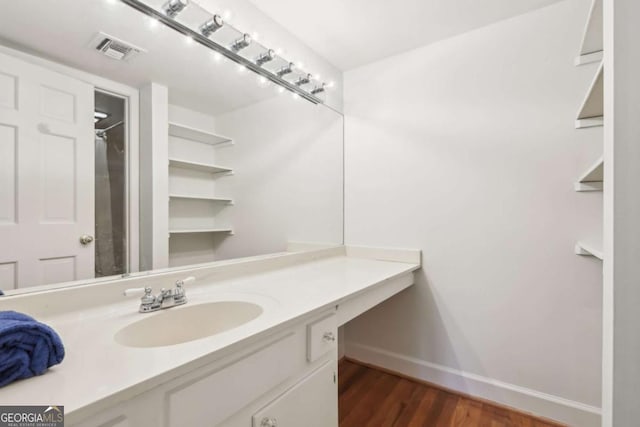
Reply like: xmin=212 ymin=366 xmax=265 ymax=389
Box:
xmin=169 ymin=228 xmax=233 ymax=235
xmin=169 ymin=194 xmax=233 ymax=203
xmin=168 ymin=122 xmax=232 ymax=146
xmin=577 ymin=62 xmax=604 ymax=121
xmin=575 ymin=50 xmax=603 ymax=66
xmin=577 ymin=0 xmax=603 ymax=60
xmin=575 ymin=117 xmax=603 ymax=129
xmin=169 ymin=158 xmax=232 ymax=174
xmin=574 ymin=157 xmax=604 ymax=192
xmin=575 ymin=242 xmax=603 ymax=260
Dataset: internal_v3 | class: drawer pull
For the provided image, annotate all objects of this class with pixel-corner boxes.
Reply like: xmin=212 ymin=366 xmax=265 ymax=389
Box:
xmin=261 ymin=417 xmax=278 ymax=427
xmin=322 ymin=332 xmax=336 ymax=342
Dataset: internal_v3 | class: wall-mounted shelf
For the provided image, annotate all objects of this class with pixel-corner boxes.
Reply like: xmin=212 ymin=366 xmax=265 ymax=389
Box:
xmin=169 ymin=194 xmax=233 ymax=203
xmin=575 ymin=51 xmax=603 ymax=67
xmin=575 ymin=0 xmax=603 ymax=66
xmin=169 ymin=122 xmax=233 ymax=146
xmin=575 ymin=241 xmax=603 ymax=260
xmin=575 ymin=157 xmax=604 ymax=192
xmin=169 ymin=158 xmax=232 ymax=174
xmin=575 ymin=117 xmax=604 ymax=129
xmin=576 ymin=62 xmax=603 ymax=123
xmin=169 ymin=228 xmax=233 ymax=235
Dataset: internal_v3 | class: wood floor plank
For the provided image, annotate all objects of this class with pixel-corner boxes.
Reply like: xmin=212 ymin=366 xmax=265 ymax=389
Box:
xmin=339 ymin=359 xmax=567 ymax=427
xmin=365 ymin=378 xmax=417 ymax=427
xmin=342 ymin=370 xmax=399 ymax=427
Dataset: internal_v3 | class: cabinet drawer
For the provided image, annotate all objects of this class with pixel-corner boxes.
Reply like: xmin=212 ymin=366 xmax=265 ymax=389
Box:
xmin=307 ymin=314 xmax=337 ymax=362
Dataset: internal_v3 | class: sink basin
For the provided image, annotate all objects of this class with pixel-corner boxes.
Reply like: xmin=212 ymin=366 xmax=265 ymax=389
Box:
xmin=114 ymin=301 xmax=263 ymax=348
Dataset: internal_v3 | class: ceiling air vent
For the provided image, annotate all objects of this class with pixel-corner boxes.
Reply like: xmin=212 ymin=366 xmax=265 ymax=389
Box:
xmin=91 ymin=32 xmax=146 ymax=61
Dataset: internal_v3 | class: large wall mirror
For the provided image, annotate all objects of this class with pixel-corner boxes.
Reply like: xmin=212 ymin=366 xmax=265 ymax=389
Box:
xmin=0 ymin=0 xmax=344 ymax=295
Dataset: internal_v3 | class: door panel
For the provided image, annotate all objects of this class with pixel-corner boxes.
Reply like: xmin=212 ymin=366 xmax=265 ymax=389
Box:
xmin=0 ymin=124 xmax=16 ymax=224
xmin=252 ymin=360 xmax=338 ymax=427
xmin=0 ymin=51 xmax=94 ymax=289
xmin=0 ymin=71 xmax=17 ymax=109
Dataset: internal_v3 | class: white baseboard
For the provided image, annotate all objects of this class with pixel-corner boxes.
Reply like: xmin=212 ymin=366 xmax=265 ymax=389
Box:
xmin=345 ymin=342 xmax=601 ymax=427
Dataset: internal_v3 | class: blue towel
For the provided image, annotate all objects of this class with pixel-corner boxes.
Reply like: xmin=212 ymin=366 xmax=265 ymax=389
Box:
xmin=0 ymin=311 xmax=65 ymax=387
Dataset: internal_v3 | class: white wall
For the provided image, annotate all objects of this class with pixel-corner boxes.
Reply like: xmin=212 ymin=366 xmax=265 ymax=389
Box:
xmin=343 ymin=0 xmax=602 ymax=425
xmin=213 ymin=97 xmax=343 ymax=260
xmin=140 ymin=83 xmax=169 ymax=270
xmin=602 ymin=0 xmax=640 ymax=425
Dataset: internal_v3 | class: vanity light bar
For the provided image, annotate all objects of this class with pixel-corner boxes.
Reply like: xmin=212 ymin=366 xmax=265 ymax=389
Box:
xmin=119 ymin=0 xmax=325 ymax=105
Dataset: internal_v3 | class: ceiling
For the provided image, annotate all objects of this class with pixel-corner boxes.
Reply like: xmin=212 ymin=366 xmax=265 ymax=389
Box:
xmin=246 ymin=0 xmax=565 ymax=70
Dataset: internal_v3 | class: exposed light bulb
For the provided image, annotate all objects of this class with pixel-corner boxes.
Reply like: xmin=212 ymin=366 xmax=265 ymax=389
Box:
xmin=200 ymin=14 xmax=224 ymax=37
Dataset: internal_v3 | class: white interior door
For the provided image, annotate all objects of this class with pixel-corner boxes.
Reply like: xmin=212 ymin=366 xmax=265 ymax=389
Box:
xmin=0 ymin=51 xmax=94 ymax=290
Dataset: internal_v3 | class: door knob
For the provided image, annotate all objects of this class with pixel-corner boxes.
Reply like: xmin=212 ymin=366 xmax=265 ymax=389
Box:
xmin=261 ymin=417 xmax=277 ymax=427
xmin=79 ymin=234 xmax=94 ymax=245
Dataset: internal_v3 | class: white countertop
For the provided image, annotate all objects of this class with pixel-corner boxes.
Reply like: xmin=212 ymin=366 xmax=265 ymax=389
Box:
xmin=0 ymin=248 xmax=419 ymax=422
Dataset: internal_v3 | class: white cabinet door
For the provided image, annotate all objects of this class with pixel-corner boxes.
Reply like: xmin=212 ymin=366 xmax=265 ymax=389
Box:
xmin=252 ymin=360 xmax=338 ymax=427
xmin=0 ymin=51 xmax=94 ymax=289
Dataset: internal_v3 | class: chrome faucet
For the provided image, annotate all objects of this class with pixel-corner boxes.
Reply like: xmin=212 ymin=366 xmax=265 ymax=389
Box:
xmin=124 ymin=277 xmax=195 ymax=313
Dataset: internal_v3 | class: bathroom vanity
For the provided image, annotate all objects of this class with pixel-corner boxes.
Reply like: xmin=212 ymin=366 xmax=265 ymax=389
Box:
xmin=0 ymin=246 xmax=420 ymax=427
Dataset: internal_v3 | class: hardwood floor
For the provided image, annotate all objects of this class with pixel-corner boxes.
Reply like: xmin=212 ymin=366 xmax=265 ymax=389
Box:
xmin=338 ymin=359 xmax=567 ymax=427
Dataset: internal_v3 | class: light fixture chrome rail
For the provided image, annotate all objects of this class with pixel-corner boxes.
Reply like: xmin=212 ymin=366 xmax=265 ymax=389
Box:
xmin=120 ymin=0 xmax=326 ymax=105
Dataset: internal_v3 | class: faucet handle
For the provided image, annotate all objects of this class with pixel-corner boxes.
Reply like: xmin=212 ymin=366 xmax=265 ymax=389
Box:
xmin=175 ymin=276 xmax=196 ymax=287
xmin=123 ymin=286 xmax=152 ymax=297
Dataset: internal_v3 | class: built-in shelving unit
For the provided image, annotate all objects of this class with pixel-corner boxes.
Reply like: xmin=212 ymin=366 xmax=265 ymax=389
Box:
xmin=169 ymin=122 xmax=233 ymax=146
xmin=167 ymin=108 xmax=234 ymax=267
xmin=169 ymin=158 xmax=232 ymax=174
xmin=574 ymin=157 xmax=604 ymax=192
xmin=575 ymin=0 xmax=603 ymax=66
xmin=574 ymin=0 xmax=604 ymax=260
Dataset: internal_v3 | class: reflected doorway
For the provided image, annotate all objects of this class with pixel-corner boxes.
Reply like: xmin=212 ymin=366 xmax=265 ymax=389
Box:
xmin=94 ymin=91 xmax=127 ymax=278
